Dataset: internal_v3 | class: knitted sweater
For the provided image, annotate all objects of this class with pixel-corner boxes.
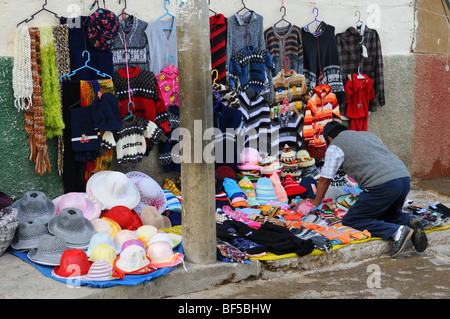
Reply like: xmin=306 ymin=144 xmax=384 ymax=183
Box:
xmin=144 ymin=17 xmax=177 ymax=74
xmin=158 ymin=104 xmax=181 ymax=173
xmin=301 ymin=22 xmax=345 ymax=103
xmin=237 ymin=91 xmax=273 ymax=157
xmin=100 ymin=115 xmax=166 ymax=169
xmin=226 ymin=11 xmax=274 ymax=103
xmin=113 ymin=66 xmax=170 ymax=133
xmin=264 ymin=24 xmax=304 ymax=76
xmin=214 ymin=102 xmax=244 ymax=171
xmin=110 ymin=15 xmax=150 ymax=72
xmin=331 ymin=130 xmax=410 ymax=188
xmin=156 ymin=64 xmax=179 ymax=107
xmin=229 ymin=45 xmax=273 ymax=96
xmin=210 ymin=13 xmax=227 ymax=85
xmin=303 ymin=84 xmax=341 ymax=159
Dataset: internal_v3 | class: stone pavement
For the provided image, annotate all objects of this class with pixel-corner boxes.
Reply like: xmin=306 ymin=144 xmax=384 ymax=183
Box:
xmin=0 ymin=179 xmax=448 ymax=299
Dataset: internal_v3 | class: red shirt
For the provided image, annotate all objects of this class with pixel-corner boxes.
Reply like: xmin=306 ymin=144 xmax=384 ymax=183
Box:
xmin=344 ymin=73 xmax=375 ymax=119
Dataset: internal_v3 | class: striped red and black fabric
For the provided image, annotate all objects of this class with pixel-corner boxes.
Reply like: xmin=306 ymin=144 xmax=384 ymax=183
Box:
xmin=210 ymin=14 xmax=227 ymax=85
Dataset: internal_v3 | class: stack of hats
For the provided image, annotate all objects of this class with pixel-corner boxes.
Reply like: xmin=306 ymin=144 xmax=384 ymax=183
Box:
xmin=236 ymin=148 xmax=262 ymax=182
xmin=259 ymin=156 xmax=283 ymax=176
xmin=297 ymin=150 xmax=317 ymax=179
xmin=279 ymin=145 xmax=301 ymax=179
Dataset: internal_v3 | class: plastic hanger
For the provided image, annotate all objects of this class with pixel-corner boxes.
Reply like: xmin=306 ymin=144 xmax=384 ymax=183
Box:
xmin=168 ymin=55 xmax=175 ymax=65
xmin=60 ymin=50 xmax=112 ymax=81
xmin=159 ymin=0 xmax=175 ymax=31
xmin=119 ymin=0 xmax=130 ymax=21
xmin=236 ymin=0 xmax=252 ymax=15
xmin=353 ymin=10 xmax=364 ymax=31
xmin=208 ymin=0 xmax=219 ymax=16
xmin=357 ymin=66 xmax=365 ymax=79
xmin=211 ymin=69 xmax=218 ymax=85
xmin=273 ymin=6 xmax=291 ymax=30
xmin=17 ymin=0 xmax=61 ymax=27
xmin=305 ymin=7 xmax=323 ymax=36
xmin=279 ymin=98 xmax=289 ymax=114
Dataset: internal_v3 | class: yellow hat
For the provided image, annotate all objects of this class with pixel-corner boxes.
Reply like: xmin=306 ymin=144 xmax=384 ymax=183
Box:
xmin=136 ymin=225 xmax=158 ymax=247
xmin=88 ymin=244 xmax=117 ymax=265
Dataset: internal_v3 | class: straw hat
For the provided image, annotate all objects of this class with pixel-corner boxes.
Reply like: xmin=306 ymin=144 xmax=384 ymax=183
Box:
xmin=10 ymin=220 xmax=50 ymax=252
xmin=140 ymin=205 xmax=164 ymax=229
xmin=147 ymin=240 xmax=183 ymax=269
xmin=113 ymin=245 xmax=155 ymax=275
xmin=47 ymin=208 xmax=95 ymax=250
xmin=86 ymin=171 xmax=140 ymax=210
xmin=52 ymin=249 xmax=92 ymax=279
xmin=12 ymin=191 xmax=56 ymax=223
xmin=27 ymin=234 xmax=67 ymax=266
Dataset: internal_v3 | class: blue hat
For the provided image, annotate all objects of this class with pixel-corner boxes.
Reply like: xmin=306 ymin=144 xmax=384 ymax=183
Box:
xmin=323 ymin=121 xmax=347 ymax=142
xmin=255 ymin=177 xmax=278 ymax=205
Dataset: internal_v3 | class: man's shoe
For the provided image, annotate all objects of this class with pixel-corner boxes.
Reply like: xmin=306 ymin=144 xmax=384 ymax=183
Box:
xmin=409 ymin=218 xmax=428 ymax=252
xmin=389 ymin=226 xmax=414 ymax=258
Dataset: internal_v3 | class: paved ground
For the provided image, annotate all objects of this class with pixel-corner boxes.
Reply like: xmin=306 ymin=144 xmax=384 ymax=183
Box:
xmin=167 ymin=244 xmax=450 ymax=299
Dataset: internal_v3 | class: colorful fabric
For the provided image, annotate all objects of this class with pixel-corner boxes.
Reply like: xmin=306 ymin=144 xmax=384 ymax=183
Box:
xmin=216 ymin=239 xmax=250 ymax=263
xmin=156 ymin=64 xmax=179 ymax=107
xmin=238 ymin=177 xmax=259 ymax=207
xmin=302 ymin=84 xmax=341 ymax=159
xmin=26 ymin=28 xmax=51 ymax=175
xmin=163 ymin=179 xmax=181 ymax=197
xmin=87 ymin=8 xmax=119 ymax=51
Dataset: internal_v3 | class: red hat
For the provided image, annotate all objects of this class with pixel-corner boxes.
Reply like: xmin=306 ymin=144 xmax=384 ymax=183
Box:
xmin=101 ymin=205 xmax=143 ymax=231
xmin=52 ymin=249 xmax=92 ymax=278
xmin=282 ymin=175 xmax=307 ymax=197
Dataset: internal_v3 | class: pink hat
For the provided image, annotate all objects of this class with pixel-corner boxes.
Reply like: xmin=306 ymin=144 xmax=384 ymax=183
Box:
xmin=53 ymin=192 xmax=101 ymax=221
xmin=126 ymin=171 xmax=167 ymax=214
xmin=147 ymin=240 xmax=184 ymax=268
xmin=237 ymin=148 xmax=262 ymax=172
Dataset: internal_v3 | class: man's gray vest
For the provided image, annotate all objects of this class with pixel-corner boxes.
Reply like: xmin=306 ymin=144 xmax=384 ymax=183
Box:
xmin=331 ymin=130 xmax=410 ymax=189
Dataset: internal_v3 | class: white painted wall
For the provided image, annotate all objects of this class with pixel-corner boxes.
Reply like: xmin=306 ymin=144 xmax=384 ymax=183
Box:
xmin=0 ymin=0 xmax=415 ymax=57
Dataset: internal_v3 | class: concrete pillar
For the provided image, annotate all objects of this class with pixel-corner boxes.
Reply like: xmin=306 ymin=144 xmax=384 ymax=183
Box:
xmin=177 ymin=0 xmax=216 ymax=264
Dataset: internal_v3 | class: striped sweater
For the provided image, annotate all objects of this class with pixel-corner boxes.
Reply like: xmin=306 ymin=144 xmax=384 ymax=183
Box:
xmin=238 ymin=91 xmax=274 ymax=157
xmin=303 ymin=84 xmax=341 ymax=159
xmin=210 ymin=14 xmax=227 ymax=85
xmin=264 ymin=24 xmax=304 ymax=76
xmin=100 ymin=115 xmax=166 ymax=169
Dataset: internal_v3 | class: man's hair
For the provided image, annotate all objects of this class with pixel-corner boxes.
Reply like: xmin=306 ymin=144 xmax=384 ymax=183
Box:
xmin=323 ymin=121 xmax=348 ymax=145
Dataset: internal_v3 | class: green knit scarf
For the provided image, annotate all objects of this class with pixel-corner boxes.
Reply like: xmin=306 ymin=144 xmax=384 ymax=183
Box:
xmin=39 ymin=25 xmax=65 ymax=139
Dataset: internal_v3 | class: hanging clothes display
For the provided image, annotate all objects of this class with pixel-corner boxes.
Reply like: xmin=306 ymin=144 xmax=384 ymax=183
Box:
xmin=226 ymin=10 xmax=274 ymax=103
xmin=110 ymin=15 xmax=150 ymax=72
xmin=264 ymin=24 xmax=304 ymax=77
xmin=210 ymin=13 xmax=228 ymax=85
xmin=60 ymin=16 xmax=114 ymax=81
xmin=113 ymin=66 xmax=169 ymax=133
xmin=336 ymin=23 xmax=385 ymax=113
xmin=301 ymin=22 xmax=345 ymax=103
xmin=158 ymin=104 xmax=181 ymax=173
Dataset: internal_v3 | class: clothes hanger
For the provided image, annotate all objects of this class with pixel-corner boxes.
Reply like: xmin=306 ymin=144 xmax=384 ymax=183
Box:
xmin=273 ymin=6 xmax=292 ymax=30
xmin=60 ymin=50 xmax=112 ymax=81
xmin=236 ymin=0 xmax=253 ymax=15
xmin=353 ymin=10 xmax=364 ymax=31
xmin=119 ymin=0 xmax=130 ymax=21
xmin=17 ymin=0 xmax=61 ymax=27
xmin=168 ymin=55 xmax=175 ymax=66
xmin=211 ymin=69 xmax=219 ymax=85
xmin=207 ymin=0 xmax=219 ymax=16
xmin=305 ymin=7 xmax=323 ymax=36
xmin=159 ymin=0 xmax=175 ymax=31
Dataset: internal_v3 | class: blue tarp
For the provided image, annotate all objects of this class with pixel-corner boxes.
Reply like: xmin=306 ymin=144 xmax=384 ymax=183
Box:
xmin=8 ymin=242 xmax=183 ymax=288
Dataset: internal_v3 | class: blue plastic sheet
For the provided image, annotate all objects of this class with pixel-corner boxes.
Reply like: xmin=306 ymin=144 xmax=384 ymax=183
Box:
xmin=8 ymin=242 xmax=183 ymax=288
